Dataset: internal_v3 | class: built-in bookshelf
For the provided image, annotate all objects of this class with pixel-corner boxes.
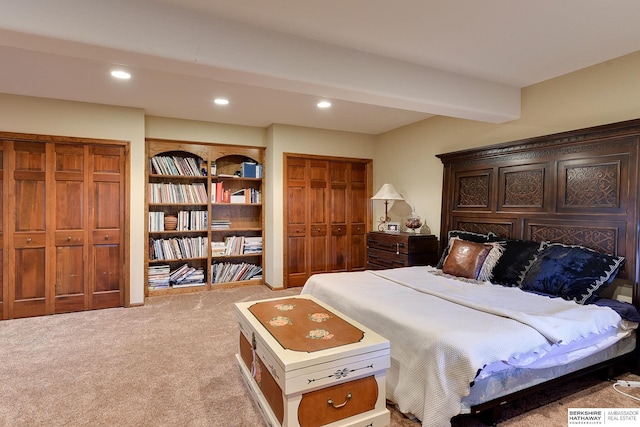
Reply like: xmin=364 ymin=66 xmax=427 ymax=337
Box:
xmin=145 ymin=139 xmax=265 ymax=296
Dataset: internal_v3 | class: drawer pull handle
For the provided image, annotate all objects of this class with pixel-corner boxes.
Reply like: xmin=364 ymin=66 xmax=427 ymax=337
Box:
xmin=26 ymin=238 xmax=32 ymax=243
xmin=327 ymin=392 xmax=352 ymax=409
xmin=396 ymin=243 xmax=400 ymax=254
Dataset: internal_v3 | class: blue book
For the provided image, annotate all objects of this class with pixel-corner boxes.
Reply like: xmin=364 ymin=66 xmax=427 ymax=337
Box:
xmin=241 ymin=162 xmax=258 ymax=178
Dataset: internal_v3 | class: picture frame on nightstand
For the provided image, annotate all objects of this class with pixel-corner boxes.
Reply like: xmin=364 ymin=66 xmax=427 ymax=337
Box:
xmin=385 ymin=222 xmax=400 ymax=233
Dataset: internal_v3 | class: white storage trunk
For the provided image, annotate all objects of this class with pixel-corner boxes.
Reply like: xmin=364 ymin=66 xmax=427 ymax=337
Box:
xmin=235 ymin=294 xmax=390 ymax=427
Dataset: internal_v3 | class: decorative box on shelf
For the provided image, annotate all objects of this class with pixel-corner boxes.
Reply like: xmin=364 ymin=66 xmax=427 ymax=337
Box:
xmin=234 ymin=294 xmax=390 ymax=427
xmin=366 ymin=231 xmax=438 ymax=270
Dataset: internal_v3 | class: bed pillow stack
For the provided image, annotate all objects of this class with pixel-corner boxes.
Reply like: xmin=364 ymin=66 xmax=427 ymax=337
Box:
xmin=437 ymin=231 xmax=626 ymax=305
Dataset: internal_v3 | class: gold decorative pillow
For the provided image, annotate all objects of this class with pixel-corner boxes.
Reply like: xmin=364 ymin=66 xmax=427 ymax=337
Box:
xmin=442 ymin=238 xmax=493 ymax=279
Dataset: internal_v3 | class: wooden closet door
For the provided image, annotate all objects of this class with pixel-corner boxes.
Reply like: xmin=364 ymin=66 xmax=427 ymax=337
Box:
xmin=53 ymin=144 xmax=87 ymax=313
xmin=349 ymin=162 xmax=367 ymax=270
xmin=286 ymin=158 xmax=310 ymax=287
xmin=10 ymin=142 xmax=48 ymax=318
xmin=308 ymin=160 xmax=329 ymax=275
xmin=89 ymin=145 xmax=124 ymax=309
xmin=330 ymin=162 xmax=348 ymax=272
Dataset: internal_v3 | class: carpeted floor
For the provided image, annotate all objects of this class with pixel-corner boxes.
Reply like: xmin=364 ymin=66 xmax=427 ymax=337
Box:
xmin=0 ymin=285 xmax=638 ymax=426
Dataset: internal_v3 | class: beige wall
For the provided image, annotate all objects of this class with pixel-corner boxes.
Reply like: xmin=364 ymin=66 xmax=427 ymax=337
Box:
xmin=375 ymin=50 xmax=640 ymax=239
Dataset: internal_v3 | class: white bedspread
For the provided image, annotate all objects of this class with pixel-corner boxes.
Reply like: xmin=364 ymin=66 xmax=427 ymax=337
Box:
xmin=301 ymin=266 xmax=622 ymax=427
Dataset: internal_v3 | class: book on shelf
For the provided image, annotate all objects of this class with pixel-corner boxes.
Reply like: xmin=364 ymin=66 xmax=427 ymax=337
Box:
xmin=148 ymin=211 xmax=165 ymax=232
xmin=211 ymin=219 xmax=231 ymax=229
xmin=211 ymin=241 xmax=226 ymax=257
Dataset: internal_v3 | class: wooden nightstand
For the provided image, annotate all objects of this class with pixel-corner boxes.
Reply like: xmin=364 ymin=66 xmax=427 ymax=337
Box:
xmin=366 ymin=231 xmax=438 ymax=269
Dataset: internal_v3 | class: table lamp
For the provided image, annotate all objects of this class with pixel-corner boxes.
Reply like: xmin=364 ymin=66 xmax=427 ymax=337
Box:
xmin=371 ymin=183 xmax=404 ymax=231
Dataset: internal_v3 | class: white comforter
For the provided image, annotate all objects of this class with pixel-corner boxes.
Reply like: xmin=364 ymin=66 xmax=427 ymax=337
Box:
xmin=300 ymin=266 xmax=622 ymax=427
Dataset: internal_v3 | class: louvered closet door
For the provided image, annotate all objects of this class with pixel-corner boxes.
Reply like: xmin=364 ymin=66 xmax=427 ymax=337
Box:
xmin=10 ymin=142 xmax=48 ymax=318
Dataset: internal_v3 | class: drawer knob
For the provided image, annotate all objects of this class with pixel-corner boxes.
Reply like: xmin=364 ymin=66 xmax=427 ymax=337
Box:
xmin=327 ymin=392 xmax=352 ymax=409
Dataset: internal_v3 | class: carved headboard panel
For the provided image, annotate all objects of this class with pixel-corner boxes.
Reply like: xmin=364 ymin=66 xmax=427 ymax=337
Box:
xmin=437 ymin=119 xmax=640 ymax=305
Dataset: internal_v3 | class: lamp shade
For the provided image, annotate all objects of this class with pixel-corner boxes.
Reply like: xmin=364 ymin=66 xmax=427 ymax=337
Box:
xmin=371 ymin=183 xmax=404 ymax=201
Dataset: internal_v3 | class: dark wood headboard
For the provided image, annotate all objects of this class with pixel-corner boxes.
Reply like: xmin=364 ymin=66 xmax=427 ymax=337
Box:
xmin=437 ymin=119 xmax=640 ymax=306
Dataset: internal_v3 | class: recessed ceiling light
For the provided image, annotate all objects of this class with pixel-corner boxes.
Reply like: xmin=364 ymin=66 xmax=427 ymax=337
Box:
xmin=317 ymin=101 xmax=332 ymax=109
xmin=214 ymin=98 xmax=229 ymax=105
xmin=110 ymin=70 xmax=131 ymax=79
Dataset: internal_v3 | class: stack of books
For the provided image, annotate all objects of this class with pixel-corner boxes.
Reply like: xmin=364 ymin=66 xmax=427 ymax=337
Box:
xmin=148 ymin=264 xmax=170 ymax=289
xmin=211 ymin=219 xmax=231 ymax=229
xmin=211 ymin=262 xmax=262 ymax=284
xmin=243 ymin=236 xmax=262 ymax=254
xmin=169 ymin=263 xmax=205 ymax=288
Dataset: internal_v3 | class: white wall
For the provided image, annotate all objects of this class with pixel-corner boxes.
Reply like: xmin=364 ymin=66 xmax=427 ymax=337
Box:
xmin=375 ymin=50 xmax=640 ymax=239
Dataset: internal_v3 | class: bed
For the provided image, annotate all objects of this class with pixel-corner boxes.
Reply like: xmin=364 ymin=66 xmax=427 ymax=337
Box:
xmin=300 ymin=119 xmax=640 ymax=426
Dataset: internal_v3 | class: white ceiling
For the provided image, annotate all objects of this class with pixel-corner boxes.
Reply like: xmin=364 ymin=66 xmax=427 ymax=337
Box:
xmin=1 ymin=0 xmax=640 ymax=134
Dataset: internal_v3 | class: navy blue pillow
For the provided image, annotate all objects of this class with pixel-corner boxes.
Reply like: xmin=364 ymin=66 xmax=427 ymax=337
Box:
xmin=488 ymin=239 xmax=544 ymax=286
xmin=592 ymin=298 xmax=640 ymax=322
xmin=520 ymin=243 xmax=625 ymax=305
xmin=436 ymin=230 xmax=497 ymax=269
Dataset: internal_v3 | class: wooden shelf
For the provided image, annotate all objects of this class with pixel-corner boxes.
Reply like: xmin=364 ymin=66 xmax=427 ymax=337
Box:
xmin=145 ymin=138 xmax=265 ymax=296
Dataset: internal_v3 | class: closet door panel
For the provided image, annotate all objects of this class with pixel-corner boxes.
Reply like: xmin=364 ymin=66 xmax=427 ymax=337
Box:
xmin=330 ymin=162 xmax=348 ymax=272
xmin=286 ymin=158 xmax=309 ymax=286
xmin=89 ymin=146 xmax=124 ymax=309
xmin=309 ymin=160 xmax=329 ymax=274
xmin=53 ymin=144 xmax=86 ymax=313
xmin=349 ymin=163 xmax=367 ymax=270
xmin=11 ymin=142 xmax=47 ymax=318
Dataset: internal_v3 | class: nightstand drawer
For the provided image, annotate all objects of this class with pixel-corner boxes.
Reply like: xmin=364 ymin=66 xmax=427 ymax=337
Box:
xmin=367 ymin=234 xmax=409 ymax=255
xmin=367 ymin=247 xmax=408 ymax=268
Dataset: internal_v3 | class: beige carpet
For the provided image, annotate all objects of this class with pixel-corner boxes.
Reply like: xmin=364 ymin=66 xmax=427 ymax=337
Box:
xmin=0 ymin=285 xmax=638 ymax=426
